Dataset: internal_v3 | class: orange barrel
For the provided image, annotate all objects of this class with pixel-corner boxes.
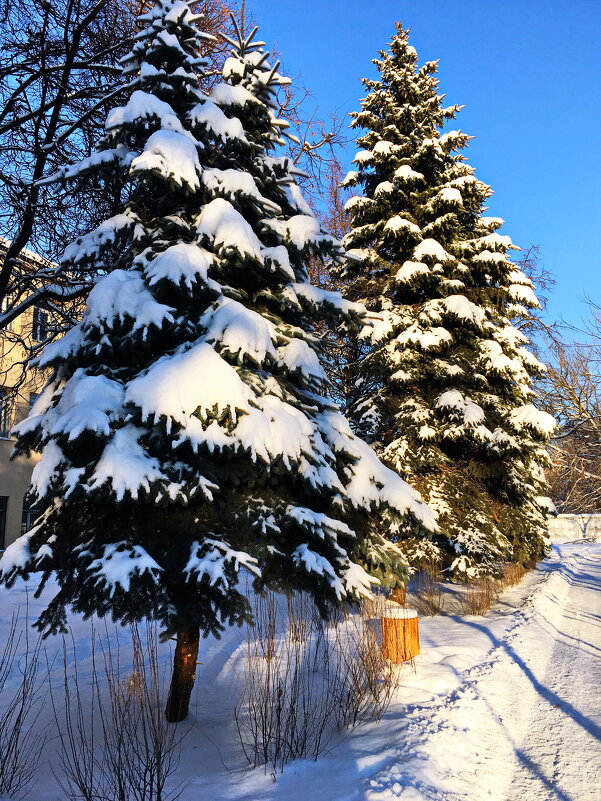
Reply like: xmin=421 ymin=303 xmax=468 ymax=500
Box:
xmin=381 ymin=604 xmax=420 ymax=663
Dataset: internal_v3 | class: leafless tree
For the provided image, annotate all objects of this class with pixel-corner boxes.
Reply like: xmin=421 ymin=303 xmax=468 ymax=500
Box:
xmin=542 ymin=327 xmax=601 ymax=513
xmin=0 ymin=0 xmax=135 ymax=331
xmin=511 ymin=245 xmax=561 ymax=352
xmin=0 ymin=0 xmax=348 ymax=392
xmin=0 ymin=0 xmax=242 ymax=336
xmin=505 ymin=247 xmax=601 ymax=513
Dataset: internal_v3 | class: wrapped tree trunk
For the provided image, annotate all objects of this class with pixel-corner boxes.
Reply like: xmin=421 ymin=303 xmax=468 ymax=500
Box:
xmin=381 ymin=607 xmax=419 ymax=663
xmin=165 ymin=626 xmax=200 ymax=723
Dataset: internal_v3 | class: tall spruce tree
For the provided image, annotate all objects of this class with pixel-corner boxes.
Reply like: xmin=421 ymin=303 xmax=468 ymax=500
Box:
xmin=341 ymin=24 xmax=555 ymax=577
xmin=0 ymin=4 xmax=436 ymax=721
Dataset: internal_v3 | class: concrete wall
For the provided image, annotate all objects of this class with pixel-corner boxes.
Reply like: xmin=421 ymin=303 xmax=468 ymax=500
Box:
xmin=548 ymin=514 xmax=601 ymax=542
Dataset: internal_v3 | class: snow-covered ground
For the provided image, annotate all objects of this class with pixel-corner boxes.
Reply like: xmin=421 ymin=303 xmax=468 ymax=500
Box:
xmin=0 ymin=540 xmax=599 ymax=801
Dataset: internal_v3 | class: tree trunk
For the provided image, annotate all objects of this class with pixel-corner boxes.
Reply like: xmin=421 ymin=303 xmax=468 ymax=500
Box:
xmin=390 ymin=584 xmax=407 ymax=606
xmin=165 ymin=626 xmax=200 ymax=723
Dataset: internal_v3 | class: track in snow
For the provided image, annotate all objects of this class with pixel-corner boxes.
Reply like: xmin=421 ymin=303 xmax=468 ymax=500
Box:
xmin=363 ymin=542 xmax=601 ymax=801
xmin=502 ymin=545 xmax=601 ymax=801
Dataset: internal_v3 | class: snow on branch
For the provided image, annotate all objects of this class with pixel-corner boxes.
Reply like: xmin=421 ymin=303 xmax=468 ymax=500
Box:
xmin=130 ymin=129 xmax=201 ymax=190
xmin=125 ymin=342 xmax=253 ymax=429
xmin=184 ymin=538 xmax=260 ymax=586
xmin=88 ymin=542 xmax=163 ymax=595
xmin=83 ymin=270 xmax=175 ymax=334
xmin=197 ymin=198 xmax=264 ymax=261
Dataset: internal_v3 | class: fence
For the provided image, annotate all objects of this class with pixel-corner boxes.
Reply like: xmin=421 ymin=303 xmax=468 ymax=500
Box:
xmin=548 ymin=514 xmax=601 ymax=542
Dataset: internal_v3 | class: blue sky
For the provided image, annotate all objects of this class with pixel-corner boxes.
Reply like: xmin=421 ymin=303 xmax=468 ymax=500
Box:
xmin=248 ymin=0 xmax=601 ymax=329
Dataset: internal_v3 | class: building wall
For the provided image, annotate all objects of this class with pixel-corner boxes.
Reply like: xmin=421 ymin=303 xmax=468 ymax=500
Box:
xmin=0 ymin=437 xmax=39 ymax=549
xmin=0 ymin=306 xmax=45 ymax=550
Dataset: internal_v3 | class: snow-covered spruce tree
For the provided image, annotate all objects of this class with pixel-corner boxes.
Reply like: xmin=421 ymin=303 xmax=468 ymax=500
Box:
xmin=340 ymin=23 xmax=555 ymax=577
xmin=0 ymin=5 xmax=436 ymax=721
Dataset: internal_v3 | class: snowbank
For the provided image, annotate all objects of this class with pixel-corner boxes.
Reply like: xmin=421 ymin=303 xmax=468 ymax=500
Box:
xmin=0 ymin=543 xmax=599 ymax=801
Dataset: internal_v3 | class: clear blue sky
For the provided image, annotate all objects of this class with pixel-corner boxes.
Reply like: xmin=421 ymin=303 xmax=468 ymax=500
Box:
xmin=248 ymin=0 xmax=601 ymax=329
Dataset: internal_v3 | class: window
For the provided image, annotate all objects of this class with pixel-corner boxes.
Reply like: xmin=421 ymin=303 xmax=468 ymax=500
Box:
xmin=0 ymin=497 xmax=7 ymax=550
xmin=32 ymin=307 xmax=49 ymax=341
xmin=0 ymin=291 xmax=17 ymax=332
xmin=29 ymin=392 xmax=39 ymax=411
xmin=21 ymin=499 xmax=40 ymax=535
xmin=0 ymin=387 xmax=12 ymax=437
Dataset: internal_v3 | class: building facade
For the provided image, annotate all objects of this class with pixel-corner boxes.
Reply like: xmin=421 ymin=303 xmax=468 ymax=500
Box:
xmin=0 ymin=301 xmax=46 ymax=550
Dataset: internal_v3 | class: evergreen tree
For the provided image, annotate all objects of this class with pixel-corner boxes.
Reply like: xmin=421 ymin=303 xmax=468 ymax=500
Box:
xmin=0 ymin=4 xmax=436 ymax=721
xmin=341 ymin=24 xmax=555 ymax=577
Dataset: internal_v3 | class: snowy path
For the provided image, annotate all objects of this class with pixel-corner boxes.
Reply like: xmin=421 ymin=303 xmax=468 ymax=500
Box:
xmin=500 ymin=545 xmax=601 ymax=801
xmin=364 ymin=541 xmax=601 ymax=801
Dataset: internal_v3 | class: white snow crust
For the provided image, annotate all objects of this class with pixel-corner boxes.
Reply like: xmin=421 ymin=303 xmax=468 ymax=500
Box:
xmin=437 ymin=186 xmax=463 ymax=205
xmin=510 ymin=404 xmax=556 ymax=436
xmin=394 ymin=164 xmax=424 ymax=182
xmin=200 ymin=298 xmax=277 ymax=364
xmin=441 ymin=294 xmax=486 ymax=326
xmin=2 ymin=542 xmax=600 ymax=801
xmin=436 ymin=389 xmax=486 ymax=425
xmin=201 ymin=168 xmax=279 ymax=212
xmin=89 ymin=542 xmax=162 ymax=594
xmin=264 ymin=215 xmax=331 ymax=251
xmin=385 ymin=216 xmax=421 ymax=235
xmin=184 ymin=539 xmax=260 ymax=585
xmin=395 ymin=261 xmax=429 ymax=282
xmin=413 ymin=238 xmax=453 ymax=262
xmin=88 ymin=426 xmax=171 ymax=501
xmin=125 ymin=342 xmax=253 ymax=428
xmin=279 ymin=339 xmax=325 ymax=380
xmin=62 ymin=213 xmax=138 ymax=266
xmin=106 ymin=91 xmax=185 ymax=133
xmin=210 ymin=82 xmax=259 ymax=109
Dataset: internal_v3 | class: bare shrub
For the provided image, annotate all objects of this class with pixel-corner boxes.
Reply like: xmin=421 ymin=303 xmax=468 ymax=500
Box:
xmin=287 ymin=592 xmax=314 ymax=644
xmin=235 ymin=592 xmax=401 ymax=773
xmin=412 ymin=562 xmax=445 ymax=616
xmin=452 ymin=562 xmax=525 ymax=616
xmin=500 ymin=562 xmax=526 ymax=588
xmin=252 ymin=593 xmax=278 ymax=660
xmin=234 ymin=595 xmax=340 ymax=773
xmin=336 ymin=595 xmax=402 ymax=728
xmin=457 ymin=577 xmax=500 ymax=616
xmin=52 ymin=624 xmax=190 ymax=801
xmin=50 ymin=636 xmax=98 ymax=801
xmin=0 ymin=608 xmax=47 ymax=800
